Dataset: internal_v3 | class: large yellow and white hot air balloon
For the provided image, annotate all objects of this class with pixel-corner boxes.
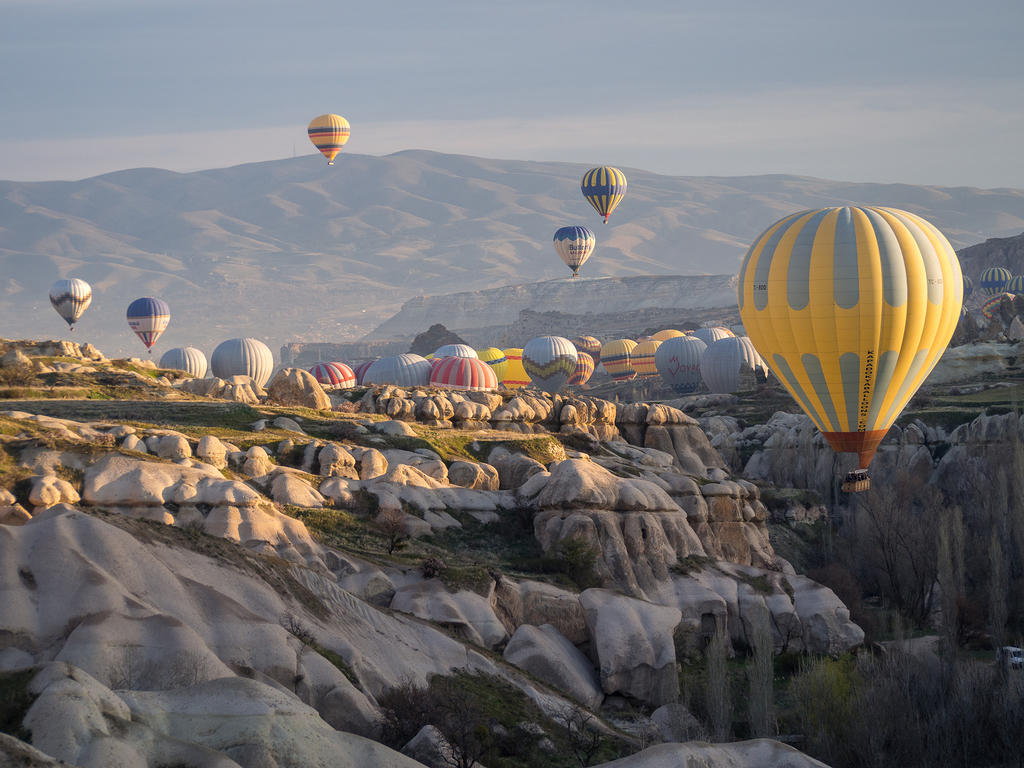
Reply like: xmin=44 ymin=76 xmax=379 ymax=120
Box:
xmin=737 ymin=206 xmax=962 ymax=491
xmin=308 ymin=114 xmax=350 ymax=165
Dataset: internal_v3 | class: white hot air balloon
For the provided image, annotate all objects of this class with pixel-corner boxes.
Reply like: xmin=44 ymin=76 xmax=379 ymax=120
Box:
xmin=159 ymin=347 xmax=208 ymax=378
xmin=699 ymin=337 xmax=768 ymax=394
xmin=363 ymin=354 xmax=432 ymax=388
xmin=49 ymin=278 xmax=92 ymax=329
xmin=210 ymin=338 xmax=275 ymax=388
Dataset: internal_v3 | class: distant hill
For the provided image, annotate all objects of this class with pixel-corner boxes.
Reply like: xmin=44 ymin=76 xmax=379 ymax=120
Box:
xmin=957 ymin=231 xmax=1024 ymax=278
xmin=2 ymin=150 xmax=1022 ymax=357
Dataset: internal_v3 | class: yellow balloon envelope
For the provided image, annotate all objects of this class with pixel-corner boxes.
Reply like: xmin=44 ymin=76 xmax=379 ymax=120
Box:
xmin=738 ymin=206 xmax=962 ymax=474
xmin=308 ymin=114 xmax=350 ymax=165
xmin=600 ymin=339 xmax=637 ymax=382
xmin=501 ymin=348 xmax=530 ymax=389
xmin=651 ymin=329 xmax=685 ymax=342
xmin=632 ymin=339 xmax=661 ymax=378
xmin=477 ymin=347 xmax=509 ymax=383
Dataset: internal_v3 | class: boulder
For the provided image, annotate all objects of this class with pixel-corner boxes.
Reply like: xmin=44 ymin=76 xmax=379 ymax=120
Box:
xmin=503 ymin=624 xmax=603 ymax=708
xmin=0 ymin=503 xmax=32 ymax=526
xmin=155 ymin=434 xmax=193 ymax=460
xmin=390 ymin=580 xmax=507 ymax=648
xmin=580 ymin=589 xmax=681 ymax=706
xmin=269 ymin=472 xmax=325 ymax=508
xmin=196 ymin=436 xmax=228 ymax=469
xmin=28 ymin=475 xmax=80 ymax=509
xmin=402 ymin=724 xmax=459 ymax=768
xmin=242 ymin=446 xmax=275 ymax=478
xmin=318 ymin=444 xmax=358 ymax=479
xmin=788 ymin=573 xmax=865 ymax=655
xmin=266 ymin=368 xmax=331 ymax=410
xmin=273 ymin=416 xmax=306 ymax=434
xmin=488 ymin=447 xmax=546 ymax=490
xmin=650 ymin=702 xmax=704 ymax=743
xmin=448 ymin=461 xmax=499 ymax=491
xmin=375 ymin=420 xmax=417 ymax=437
xmin=591 ymin=740 xmax=829 ymax=767
xmin=536 ymin=459 xmax=678 ymax=512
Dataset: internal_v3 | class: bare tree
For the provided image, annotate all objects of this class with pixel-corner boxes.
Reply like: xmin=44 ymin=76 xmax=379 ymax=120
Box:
xmin=852 ymin=478 xmax=939 ymax=627
xmin=704 ymin=621 xmax=731 ymax=742
xmin=746 ymin=602 xmax=775 ymax=738
xmin=989 ymin=528 xmax=1008 ymax=652
xmin=376 ymin=507 xmax=409 ymax=555
xmin=550 ymin=706 xmax=603 ymax=768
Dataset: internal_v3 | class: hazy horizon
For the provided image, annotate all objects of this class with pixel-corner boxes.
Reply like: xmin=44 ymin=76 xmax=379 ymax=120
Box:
xmin=2 ymin=0 xmax=1022 ymax=187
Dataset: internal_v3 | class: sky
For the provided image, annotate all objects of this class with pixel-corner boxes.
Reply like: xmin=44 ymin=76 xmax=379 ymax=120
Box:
xmin=2 ymin=0 xmax=1023 ymax=187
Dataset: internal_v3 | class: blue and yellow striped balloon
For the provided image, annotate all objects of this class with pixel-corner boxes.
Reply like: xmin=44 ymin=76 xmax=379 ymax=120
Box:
xmin=980 ymin=267 xmax=1011 ymax=296
xmin=581 ymin=166 xmax=627 ymax=223
xmin=738 ymin=207 xmax=962 ymax=471
xmin=1006 ymin=275 xmax=1024 ymax=295
xmin=308 ymin=114 xmax=350 ymax=165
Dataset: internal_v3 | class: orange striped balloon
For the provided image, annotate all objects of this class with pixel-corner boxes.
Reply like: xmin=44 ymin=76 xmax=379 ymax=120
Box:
xmin=308 ymin=114 xmax=350 ymax=165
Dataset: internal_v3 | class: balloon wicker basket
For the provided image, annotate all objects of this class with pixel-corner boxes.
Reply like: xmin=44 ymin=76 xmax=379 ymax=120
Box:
xmin=841 ymin=469 xmax=871 ymax=493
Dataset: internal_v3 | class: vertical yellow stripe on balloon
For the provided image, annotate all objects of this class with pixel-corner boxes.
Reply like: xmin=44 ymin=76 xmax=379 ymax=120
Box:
xmin=771 ymin=212 xmax=831 ymax=430
xmin=810 ymin=209 xmax=843 ymax=432
xmin=852 ymin=207 xmax=883 ymax=432
xmin=872 ymin=208 xmax=928 ymax=427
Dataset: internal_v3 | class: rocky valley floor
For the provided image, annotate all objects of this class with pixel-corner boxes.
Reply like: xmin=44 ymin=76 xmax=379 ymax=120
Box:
xmin=4 ymin=336 xmax=1023 ymax=768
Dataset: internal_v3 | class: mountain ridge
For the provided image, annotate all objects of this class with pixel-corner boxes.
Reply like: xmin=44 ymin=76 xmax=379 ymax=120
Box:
xmin=2 ymin=150 xmax=1023 ymax=356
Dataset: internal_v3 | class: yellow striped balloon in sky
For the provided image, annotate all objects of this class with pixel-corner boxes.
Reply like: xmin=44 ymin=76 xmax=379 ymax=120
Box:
xmin=308 ymin=114 xmax=350 ymax=165
xmin=738 ymin=206 xmax=962 ymax=473
xmin=581 ymin=166 xmax=627 ymax=223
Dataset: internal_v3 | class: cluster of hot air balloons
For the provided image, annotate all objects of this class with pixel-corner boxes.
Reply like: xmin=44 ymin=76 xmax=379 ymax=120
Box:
xmin=158 ymin=338 xmax=275 ymax=386
xmin=48 ymin=278 xmax=177 ymax=355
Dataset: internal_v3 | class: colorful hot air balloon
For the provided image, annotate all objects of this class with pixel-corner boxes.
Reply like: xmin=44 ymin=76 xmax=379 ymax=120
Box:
xmin=523 ymin=336 xmax=577 ymax=394
xmin=738 ymin=206 xmax=963 ymax=491
xmin=553 ymin=226 xmax=596 ymax=277
xmin=353 ymin=359 xmax=377 ymax=385
xmin=49 ymin=278 xmax=92 ymax=330
xmin=962 ymin=274 xmax=974 ymax=299
xmin=363 ymin=354 xmax=432 ymax=388
xmin=211 ymin=338 xmax=275 ymax=387
xmin=308 ymin=114 xmax=350 ymax=165
xmin=501 ymin=348 xmax=530 ymax=389
xmin=651 ymin=329 xmax=685 ymax=342
xmin=691 ymin=327 xmax=735 ymax=347
xmin=434 ymin=344 xmax=478 ymax=359
xmin=982 ymin=293 xmax=1015 ymax=321
xmin=1006 ymin=275 xmax=1024 ymax=295
xmin=580 ymin=166 xmax=627 ymax=223
xmin=699 ymin=337 xmax=768 ymax=394
xmin=477 ymin=347 xmax=509 ymax=383
xmin=980 ymin=267 xmax=1012 ymax=296
xmin=632 ymin=339 xmax=661 ymax=379
xmin=159 ymin=347 xmax=208 ymax=378
xmin=430 ymin=356 xmax=498 ymax=391
xmin=308 ymin=362 xmax=356 ymax=388
xmin=655 ymin=336 xmax=707 ymax=393
xmin=572 ymin=335 xmax=602 ymax=362
xmin=601 ymin=339 xmax=637 ymax=382
xmin=126 ymin=297 xmax=170 ymax=353
xmin=569 ymin=351 xmax=595 ymax=387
